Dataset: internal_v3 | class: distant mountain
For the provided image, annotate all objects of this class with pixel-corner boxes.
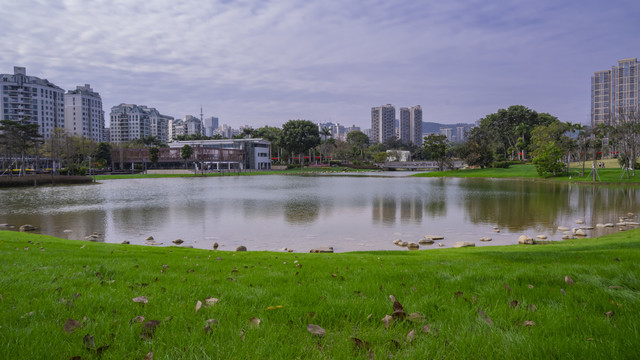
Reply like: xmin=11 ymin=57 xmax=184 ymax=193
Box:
xmin=422 ymin=122 xmax=474 ymax=133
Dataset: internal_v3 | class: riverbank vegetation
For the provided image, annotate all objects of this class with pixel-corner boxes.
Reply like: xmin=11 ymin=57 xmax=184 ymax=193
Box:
xmin=1 ymin=230 xmax=638 ymax=359
xmin=413 ymin=164 xmax=640 ymax=184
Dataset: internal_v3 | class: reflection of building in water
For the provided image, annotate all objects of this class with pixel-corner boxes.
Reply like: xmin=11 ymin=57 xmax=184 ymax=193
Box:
xmin=372 ymin=196 xmax=396 ymax=225
xmin=400 ymin=197 xmax=423 ymax=224
xmin=373 ymin=195 xmax=425 ymax=225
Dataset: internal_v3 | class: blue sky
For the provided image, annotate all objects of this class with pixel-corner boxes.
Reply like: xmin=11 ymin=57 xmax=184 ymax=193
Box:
xmin=1 ymin=0 xmax=639 ymax=129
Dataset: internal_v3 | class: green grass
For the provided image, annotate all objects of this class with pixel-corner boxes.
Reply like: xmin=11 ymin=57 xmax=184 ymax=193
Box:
xmin=1 ymin=231 xmax=639 ymax=359
xmin=414 ymin=164 xmax=640 ymax=184
xmin=94 ymin=167 xmax=376 ymax=180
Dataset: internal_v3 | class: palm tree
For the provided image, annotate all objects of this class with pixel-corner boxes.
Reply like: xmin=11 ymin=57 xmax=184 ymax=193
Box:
xmin=321 ymin=127 xmax=332 ymax=163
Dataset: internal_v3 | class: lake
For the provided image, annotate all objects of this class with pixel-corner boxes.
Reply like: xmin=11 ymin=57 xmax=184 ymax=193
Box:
xmin=1 ymin=174 xmax=638 ymax=252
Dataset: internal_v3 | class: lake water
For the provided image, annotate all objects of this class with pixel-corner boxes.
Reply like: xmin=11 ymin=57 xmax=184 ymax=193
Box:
xmin=1 ymin=174 xmax=638 ymax=252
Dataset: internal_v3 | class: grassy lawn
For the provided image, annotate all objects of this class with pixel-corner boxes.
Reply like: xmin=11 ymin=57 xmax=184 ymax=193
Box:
xmin=1 ymin=231 xmax=638 ymax=359
xmin=94 ymin=167 xmax=376 ymax=180
xmin=413 ymin=164 xmax=640 ymax=185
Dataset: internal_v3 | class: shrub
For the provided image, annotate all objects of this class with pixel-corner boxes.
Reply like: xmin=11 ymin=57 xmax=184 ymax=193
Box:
xmin=491 ymin=161 xmax=511 ymax=168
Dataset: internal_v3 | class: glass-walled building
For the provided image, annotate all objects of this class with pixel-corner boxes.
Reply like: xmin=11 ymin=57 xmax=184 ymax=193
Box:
xmin=592 ymin=58 xmax=639 ymax=127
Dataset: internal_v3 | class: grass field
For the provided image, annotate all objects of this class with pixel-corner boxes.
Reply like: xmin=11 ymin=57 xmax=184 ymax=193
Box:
xmin=94 ymin=167 xmax=375 ymax=180
xmin=413 ymin=164 xmax=640 ymax=185
xmin=1 ymin=230 xmax=638 ymax=359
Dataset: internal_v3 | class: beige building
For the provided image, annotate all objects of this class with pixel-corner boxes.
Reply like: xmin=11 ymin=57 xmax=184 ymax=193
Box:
xmin=64 ymin=84 xmax=105 ymax=142
xmin=371 ymin=104 xmax=396 ymax=144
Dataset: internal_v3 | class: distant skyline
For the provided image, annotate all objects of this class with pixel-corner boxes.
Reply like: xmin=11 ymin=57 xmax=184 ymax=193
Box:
xmin=2 ymin=0 xmax=639 ymax=129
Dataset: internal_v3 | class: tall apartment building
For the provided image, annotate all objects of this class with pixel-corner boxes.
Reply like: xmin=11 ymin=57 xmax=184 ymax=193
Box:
xmin=371 ymin=104 xmax=396 ymax=144
xmin=1 ymin=66 xmax=65 ymax=138
xmin=592 ymin=58 xmax=640 ymax=127
xmin=398 ymin=105 xmax=423 ymax=145
xmin=109 ymin=103 xmax=172 ymax=144
xmin=64 ymin=84 xmax=105 ymax=142
xmin=203 ymin=116 xmax=219 ymax=137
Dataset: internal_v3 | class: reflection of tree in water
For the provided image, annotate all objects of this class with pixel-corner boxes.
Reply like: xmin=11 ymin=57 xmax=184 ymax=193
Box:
xmin=460 ymin=179 xmax=572 ymax=231
xmin=284 ymin=197 xmax=320 ymax=225
xmin=416 ymin=179 xmax=446 ymax=218
xmin=589 ymin=186 xmax=640 ymax=225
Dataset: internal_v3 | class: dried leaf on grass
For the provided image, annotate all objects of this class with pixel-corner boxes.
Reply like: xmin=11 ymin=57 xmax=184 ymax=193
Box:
xmin=528 ymin=304 xmax=537 ymax=312
xmin=406 ymin=329 xmax=415 ymax=343
xmin=521 ymin=320 xmax=537 ymax=327
xmin=382 ymin=314 xmax=393 ymax=329
xmin=421 ymin=324 xmax=438 ymax=336
xmin=407 ymin=313 xmax=425 ymax=322
xmin=478 ymin=309 xmax=493 ymax=325
xmin=503 ymin=283 xmax=512 ymax=291
xmin=204 ymin=297 xmax=219 ymax=307
xmin=249 ymin=317 xmax=261 ymax=328
xmin=351 ymin=337 xmax=370 ymax=350
xmin=195 ymin=300 xmax=202 ymax=314
xmin=454 ymin=291 xmax=464 ymax=299
xmin=63 ymin=318 xmax=82 ymax=333
xmin=527 ymin=284 xmax=535 ymax=289
xmin=306 ymin=324 xmax=325 ymax=337
xmin=510 ymin=300 xmax=519 ymax=309
xmin=140 ymin=320 xmax=161 ymax=340
xmin=130 ymin=316 xmax=145 ymax=324
xmin=83 ymin=334 xmax=95 ymax=349
xmin=144 ymin=350 xmax=153 ymax=360
xmin=132 ymin=296 xmax=148 ymax=304
xmin=605 ymin=310 xmax=615 ymax=318
xmin=392 ymin=309 xmax=407 ymax=321
xmin=565 ymin=275 xmax=575 ymax=285
xmin=204 ymin=319 xmax=219 ymax=333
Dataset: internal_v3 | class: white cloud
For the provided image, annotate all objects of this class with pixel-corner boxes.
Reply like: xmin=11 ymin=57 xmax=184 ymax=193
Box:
xmin=1 ymin=0 xmax=639 ymax=127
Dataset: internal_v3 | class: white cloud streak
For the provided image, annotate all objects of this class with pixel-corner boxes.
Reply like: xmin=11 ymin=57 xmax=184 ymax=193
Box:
xmin=1 ymin=0 xmax=639 ymax=127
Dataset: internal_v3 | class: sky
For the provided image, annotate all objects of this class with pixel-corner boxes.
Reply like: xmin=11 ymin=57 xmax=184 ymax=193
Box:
xmin=1 ymin=0 xmax=639 ymax=129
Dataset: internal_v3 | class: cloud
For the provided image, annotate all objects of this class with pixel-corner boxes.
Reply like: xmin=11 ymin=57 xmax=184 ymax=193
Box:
xmin=1 ymin=0 xmax=639 ymax=127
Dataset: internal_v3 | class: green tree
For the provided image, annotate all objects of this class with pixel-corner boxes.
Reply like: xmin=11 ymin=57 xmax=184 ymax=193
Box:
xmin=346 ymin=131 xmax=369 ymax=161
xmin=92 ymin=142 xmax=112 ymax=168
xmin=458 ymin=127 xmax=494 ymax=168
xmin=148 ymin=147 xmax=159 ymax=168
xmin=321 ymin=126 xmax=332 ymax=162
xmin=0 ymin=119 xmax=43 ymax=176
xmin=423 ymin=134 xmax=449 ymax=171
xmin=532 ymin=142 xmax=565 ymax=176
xmin=180 ymin=144 xmax=193 ymax=168
xmin=279 ymin=120 xmax=320 ymax=165
xmin=531 ymin=121 xmax=573 ymax=175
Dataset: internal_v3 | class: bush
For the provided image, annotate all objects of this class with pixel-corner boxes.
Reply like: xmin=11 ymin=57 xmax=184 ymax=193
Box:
xmin=286 ymin=164 xmax=301 ymax=170
xmin=491 ymin=161 xmax=511 ymax=168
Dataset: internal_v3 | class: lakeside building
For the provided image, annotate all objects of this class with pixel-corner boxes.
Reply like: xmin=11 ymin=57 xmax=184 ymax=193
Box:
xmin=109 ymin=103 xmax=173 ymax=144
xmin=371 ymin=104 xmax=396 ymax=144
xmin=592 ymin=58 xmax=640 ymax=127
xmin=0 ymin=66 xmax=65 ymax=138
xmin=169 ymin=115 xmax=203 ymax=140
xmin=64 ymin=84 xmax=105 ymax=142
xmin=169 ymin=138 xmax=271 ymax=170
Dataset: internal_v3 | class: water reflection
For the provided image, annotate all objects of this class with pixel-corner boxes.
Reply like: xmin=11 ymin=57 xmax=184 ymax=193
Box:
xmin=1 ymin=176 xmax=638 ymax=251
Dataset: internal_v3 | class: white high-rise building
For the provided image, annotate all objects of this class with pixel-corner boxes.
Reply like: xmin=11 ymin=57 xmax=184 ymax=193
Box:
xmin=371 ymin=104 xmax=395 ymax=144
xmin=203 ymin=116 xmax=219 ymax=137
xmin=109 ymin=103 xmax=173 ymax=144
xmin=0 ymin=66 xmax=65 ymax=138
xmin=409 ymin=105 xmax=423 ymax=146
xmin=592 ymin=58 xmax=640 ymax=127
xmin=64 ymin=84 xmax=105 ymax=142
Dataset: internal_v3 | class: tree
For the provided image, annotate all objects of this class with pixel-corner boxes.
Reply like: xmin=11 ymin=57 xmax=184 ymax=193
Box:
xmin=532 ymin=142 xmax=565 ymax=176
xmin=181 ymin=144 xmax=193 ymax=168
xmin=458 ymin=127 xmax=494 ymax=168
xmin=254 ymin=126 xmax=283 ymax=162
xmin=321 ymin=126 xmax=332 ymax=162
xmin=423 ymin=134 xmax=449 ymax=171
xmin=0 ymin=119 xmax=43 ymax=176
xmin=279 ymin=120 xmax=320 ymax=165
xmin=479 ymin=105 xmax=558 ymax=160
xmin=93 ymin=142 xmax=112 ymax=169
xmin=148 ymin=147 xmax=159 ymax=168
xmin=346 ymin=131 xmax=369 ymax=161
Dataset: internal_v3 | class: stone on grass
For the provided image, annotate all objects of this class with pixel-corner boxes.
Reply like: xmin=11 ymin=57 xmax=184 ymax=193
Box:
xmin=536 ymin=235 xmax=547 ymax=240
xmin=480 ymin=237 xmax=492 ymax=242
xmin=172 ymin=239 xmax=184 ymax=245
xmin=518 ymin=235 xmax=534 ymax=245
xmin=236 ymin=245 xmax=247 ymax=251
xmin=310 ymin=246 xmax=333 ymax=253
xmin=453 ymin=241 xmax=475 ymax=248
xmin=19 ymin=224 xmax=37 ymax=232
xmin=407 ymin=243 xmax=419 ymax=250
xmin=120 ymin=240 xmax=130 ymax=245
xmin=213 ymin=242 xmax=219 ymax=250
xmin=418 ymin=237 xmax=434 ymax=245
xmin=145 ymin=236 xmax=154 ymax=241
xmin=574 ymin=229 xmax=587 ymax=237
